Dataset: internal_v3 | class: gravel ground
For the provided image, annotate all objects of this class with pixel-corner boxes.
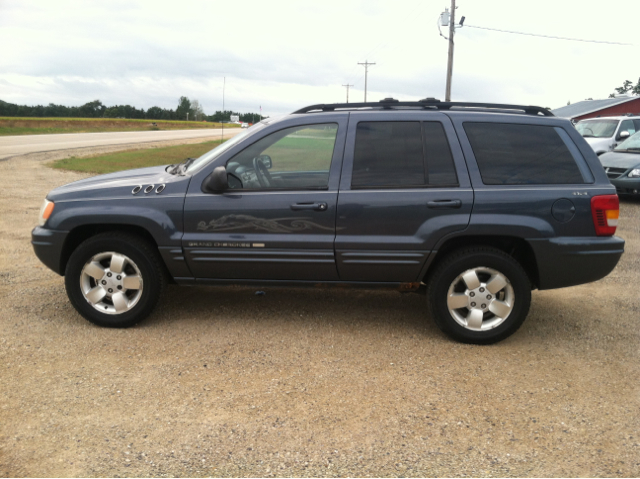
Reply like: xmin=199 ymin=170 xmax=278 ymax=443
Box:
xmin=1 ymin=144 xmax=639 ymax=477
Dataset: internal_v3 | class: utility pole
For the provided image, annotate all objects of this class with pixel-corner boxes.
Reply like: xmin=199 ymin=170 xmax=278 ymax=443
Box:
xmin=221 ymin=76 xmax=225 ymax=142
xmin=445 ymin=0 xmax=456 ymax=101
xmin=342 ymin=84 xmax=354 ymax=103
xmin=357 ymin=60 xmax=376 ymax=102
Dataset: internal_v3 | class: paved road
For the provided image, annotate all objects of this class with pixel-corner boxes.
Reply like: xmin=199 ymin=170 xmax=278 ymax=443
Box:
xmin=0 ymin=128 xmax=241 ymax=160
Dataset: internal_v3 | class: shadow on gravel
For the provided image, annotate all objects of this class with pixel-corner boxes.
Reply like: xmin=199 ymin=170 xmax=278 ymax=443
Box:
xmin=146 ymin=284 xmax=442 ymax=338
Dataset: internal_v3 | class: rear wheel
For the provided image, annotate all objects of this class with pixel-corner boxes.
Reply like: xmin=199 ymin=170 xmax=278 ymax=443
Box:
xmin=427 ymin=247 xmax=531 ymax=344
xmin=65 ymin=233 xmax=165 ymax=327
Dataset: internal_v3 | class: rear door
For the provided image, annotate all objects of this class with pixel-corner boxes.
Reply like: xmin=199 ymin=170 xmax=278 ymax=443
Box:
xmin=335 ymin=111 xmax=473 ymax=282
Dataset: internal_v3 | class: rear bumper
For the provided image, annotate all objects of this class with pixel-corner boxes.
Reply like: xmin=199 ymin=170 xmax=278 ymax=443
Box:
xmin=32 ymin=226 xmax=68 ymax=275
xmin=527 ymin=236 xmax=624 ymax=290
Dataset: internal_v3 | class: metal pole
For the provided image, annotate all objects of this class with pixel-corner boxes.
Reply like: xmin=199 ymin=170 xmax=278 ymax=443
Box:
xmin=445 ymin=0 xmax=456 ymax=101
xmin=342 ymin=84 xmax=354 ymax=103
xmin=221 ymin=76 xmax=225 ymax=142
xmin=358 ymin=61 xmax=376 ymax=102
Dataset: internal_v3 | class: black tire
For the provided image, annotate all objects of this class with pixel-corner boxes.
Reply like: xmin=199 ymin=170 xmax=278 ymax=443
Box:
xmin=427 ymin=247 xmax=531 ymax=344
xmin=64 ymin=232 xmax=165 ymax=328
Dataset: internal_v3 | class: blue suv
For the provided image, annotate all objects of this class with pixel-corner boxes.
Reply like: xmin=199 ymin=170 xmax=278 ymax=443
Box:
xmin=32 ymin=99 xmax=624 ymax=343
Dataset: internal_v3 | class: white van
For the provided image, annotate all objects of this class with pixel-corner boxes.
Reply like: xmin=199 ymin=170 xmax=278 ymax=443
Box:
xmin=576 ymin=116 xmax=640 ymax=155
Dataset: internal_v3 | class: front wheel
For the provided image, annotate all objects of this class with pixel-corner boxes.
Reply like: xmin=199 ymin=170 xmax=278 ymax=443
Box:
xmin=427 ymin=247 xmax=531 ymax=344
xmin=64 ymin=233 xmax=165 ymax=328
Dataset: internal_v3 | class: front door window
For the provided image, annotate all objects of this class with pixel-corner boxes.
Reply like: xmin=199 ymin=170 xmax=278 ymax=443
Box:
xmin=226 ymin=123 xmax=338 ymax=190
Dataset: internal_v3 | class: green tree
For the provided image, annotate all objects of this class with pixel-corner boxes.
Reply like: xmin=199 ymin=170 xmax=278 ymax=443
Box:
xmin=145 ymin=106 xmax=164 ymax=119
xmin=176 ymin=96 xmax=192 ymax=120
xmin=190 ymin=99 xmax=204 ymax=121
xmin=609 ymin=78 xmax=640 ymax=98
xmin=78 ymin=100 xmax=106 ymax=117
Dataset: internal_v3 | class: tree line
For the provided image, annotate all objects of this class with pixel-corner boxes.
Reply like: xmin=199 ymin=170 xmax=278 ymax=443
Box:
xmin=609 ymin=78 xmax=640 ymax=98
xmin=0 ymin=96 xmax=264 ymax=123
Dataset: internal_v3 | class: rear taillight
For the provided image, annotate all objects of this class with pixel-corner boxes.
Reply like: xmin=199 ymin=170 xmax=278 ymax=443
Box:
xmin=591 ymin=195 xmax=619 ymax=236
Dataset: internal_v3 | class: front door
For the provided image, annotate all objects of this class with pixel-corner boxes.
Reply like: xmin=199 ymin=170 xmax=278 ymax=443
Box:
xmin=183 ymin=119 xmax=346 ymax=281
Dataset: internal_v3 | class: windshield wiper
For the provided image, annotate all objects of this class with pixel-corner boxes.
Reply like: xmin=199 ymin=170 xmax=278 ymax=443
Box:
xmin=167 ymin=158 xmax=197 ymax=175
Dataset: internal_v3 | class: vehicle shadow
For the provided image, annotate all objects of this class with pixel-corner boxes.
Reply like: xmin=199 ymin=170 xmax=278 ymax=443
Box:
xmin=147 ymin=283 xmax=442 ymax=339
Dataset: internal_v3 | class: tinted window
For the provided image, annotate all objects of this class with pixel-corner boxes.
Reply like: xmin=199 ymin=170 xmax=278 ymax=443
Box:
xmin=464 ymin=123 xmax=585 ymax=185
xmin=226 ymin=123 xmax=337 ymax=190
xmin=423 ymin=122 xmax=458 ymax=185
xmin=352 ymin=122 xmax=424 ymax=187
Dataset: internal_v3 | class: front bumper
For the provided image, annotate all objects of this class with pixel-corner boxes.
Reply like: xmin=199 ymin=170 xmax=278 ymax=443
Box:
xmin=609 ymin=176 xmax=640 ymax=196
xmin=527 ymin=236 xmax=624 ymax=290
xmin=32 ymin=226 xmax=69 ymax=275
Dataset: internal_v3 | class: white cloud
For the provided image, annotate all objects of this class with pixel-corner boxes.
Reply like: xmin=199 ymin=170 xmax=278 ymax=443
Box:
xmin=1 ymin=0 xmax=638 ymax=115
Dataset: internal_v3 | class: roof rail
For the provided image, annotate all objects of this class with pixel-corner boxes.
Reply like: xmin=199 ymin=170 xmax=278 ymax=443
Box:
xmin=292 ymin=98 xmax=554 ymax=116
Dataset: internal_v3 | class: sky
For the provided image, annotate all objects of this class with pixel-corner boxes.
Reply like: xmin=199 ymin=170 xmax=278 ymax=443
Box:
xmin=1 ymin=0 xmax=638 ymax=117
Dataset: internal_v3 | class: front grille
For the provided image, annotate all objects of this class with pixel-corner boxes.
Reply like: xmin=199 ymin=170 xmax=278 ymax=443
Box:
xmin=605 ymin=167 xmax=627 ymax=179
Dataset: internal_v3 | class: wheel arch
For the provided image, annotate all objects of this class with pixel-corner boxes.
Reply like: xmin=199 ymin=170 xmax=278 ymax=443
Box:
xmin=60 ymin=224 xmax=163 ymax=278
xmin=424 ymin=235 xmax=539 ymax=289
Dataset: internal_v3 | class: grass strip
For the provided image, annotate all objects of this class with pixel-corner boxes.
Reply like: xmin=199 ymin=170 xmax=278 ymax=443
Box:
xmin=0 ymin=117 xmax=239 ymax=136
xmin=50 ymin=140 xmax=224 ymax=175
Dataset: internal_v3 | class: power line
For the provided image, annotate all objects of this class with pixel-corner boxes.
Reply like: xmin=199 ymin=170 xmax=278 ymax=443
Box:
xmin=465 ymin=24 xmax=632 ymax=45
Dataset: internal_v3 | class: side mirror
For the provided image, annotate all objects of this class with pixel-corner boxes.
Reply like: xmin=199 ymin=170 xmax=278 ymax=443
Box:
xmin=202 ymin=166 xmax=228 ymax=193
xmin=258 ymin=154 xmax=272 ymax=169
xmin=618 ymin=131 xmax=630 ymax=140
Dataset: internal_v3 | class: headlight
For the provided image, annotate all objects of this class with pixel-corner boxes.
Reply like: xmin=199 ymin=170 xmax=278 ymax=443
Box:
xmin=628 ymin=169 xmax=640 ymax=178
xmin=38 ymin=198 xmax=55 ymax=226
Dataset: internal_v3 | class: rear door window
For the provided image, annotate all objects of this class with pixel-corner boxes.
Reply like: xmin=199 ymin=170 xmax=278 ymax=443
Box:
xmin=423 ymin=122 xmax=458 ymax=185
xmin=352 ymin=122 xmax=424 ymax=187
xmin=463 ymin=123 xmax=586 ymax=185
xmin=351 ymin=121 xmax=458 ymax=188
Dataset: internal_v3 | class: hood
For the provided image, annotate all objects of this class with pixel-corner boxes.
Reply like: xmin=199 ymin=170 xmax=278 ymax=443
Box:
xmin=584 ymin=137 xmax=615 ymax=154
xmin=48 ymin=165 xmax=191 ymax=202
xmin=599 ymin=151 xmax=640 ymax=170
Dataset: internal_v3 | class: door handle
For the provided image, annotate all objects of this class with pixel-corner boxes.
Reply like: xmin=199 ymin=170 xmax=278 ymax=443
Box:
xmin=428 ymin=199 xmax=462 ymax=209
xmin=290 ymin=202 xmax=328 ymax=211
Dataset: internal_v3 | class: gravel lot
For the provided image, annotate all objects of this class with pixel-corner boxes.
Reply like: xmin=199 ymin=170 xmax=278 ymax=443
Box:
xmin=1 ymin=143 xmax=639 ymax=477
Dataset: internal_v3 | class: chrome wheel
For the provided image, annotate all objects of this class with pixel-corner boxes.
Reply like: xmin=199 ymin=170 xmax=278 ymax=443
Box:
xmin=80 ymin=251 xmax=144 ymax=315
xmin=446 ymin=266 xmax=515 ymax=331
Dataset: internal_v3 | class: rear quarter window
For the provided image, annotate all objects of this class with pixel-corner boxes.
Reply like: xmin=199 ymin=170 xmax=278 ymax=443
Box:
xmin=464 ymin=123 xmax=586 ymax=185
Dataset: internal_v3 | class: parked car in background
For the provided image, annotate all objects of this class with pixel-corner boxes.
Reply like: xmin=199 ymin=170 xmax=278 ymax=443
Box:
xmin=241 ymin=122 xmax=249 ymax=128
xmin=576 ymin=115 xmax=640 ymax=155
xmin=599 ymin=130 xmax=640 ymax=196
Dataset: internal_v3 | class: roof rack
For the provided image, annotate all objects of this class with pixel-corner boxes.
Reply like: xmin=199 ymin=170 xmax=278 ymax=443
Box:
xmin=293 ymin=97 xmax=554 ymax=117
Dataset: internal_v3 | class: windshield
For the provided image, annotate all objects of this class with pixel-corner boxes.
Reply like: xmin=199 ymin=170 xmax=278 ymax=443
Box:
xmin=187 ymin=126 xmax=262 ymax=173
xmin=575 ymin=119 xmax=618 ymax=138
xmin=614 ymin=130 xmax=640 ymax=151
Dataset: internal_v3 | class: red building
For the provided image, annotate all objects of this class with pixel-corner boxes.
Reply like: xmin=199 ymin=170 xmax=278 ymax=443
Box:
xmin=551 ymin=96 xmax=640 ymax=121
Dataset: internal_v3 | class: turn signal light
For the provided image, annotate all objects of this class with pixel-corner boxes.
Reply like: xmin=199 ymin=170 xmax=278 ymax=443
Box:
xmin=38 ymin=199 xmax=55 ymax=226
xmin=591 ymin=195 xmax=619 ymax=236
